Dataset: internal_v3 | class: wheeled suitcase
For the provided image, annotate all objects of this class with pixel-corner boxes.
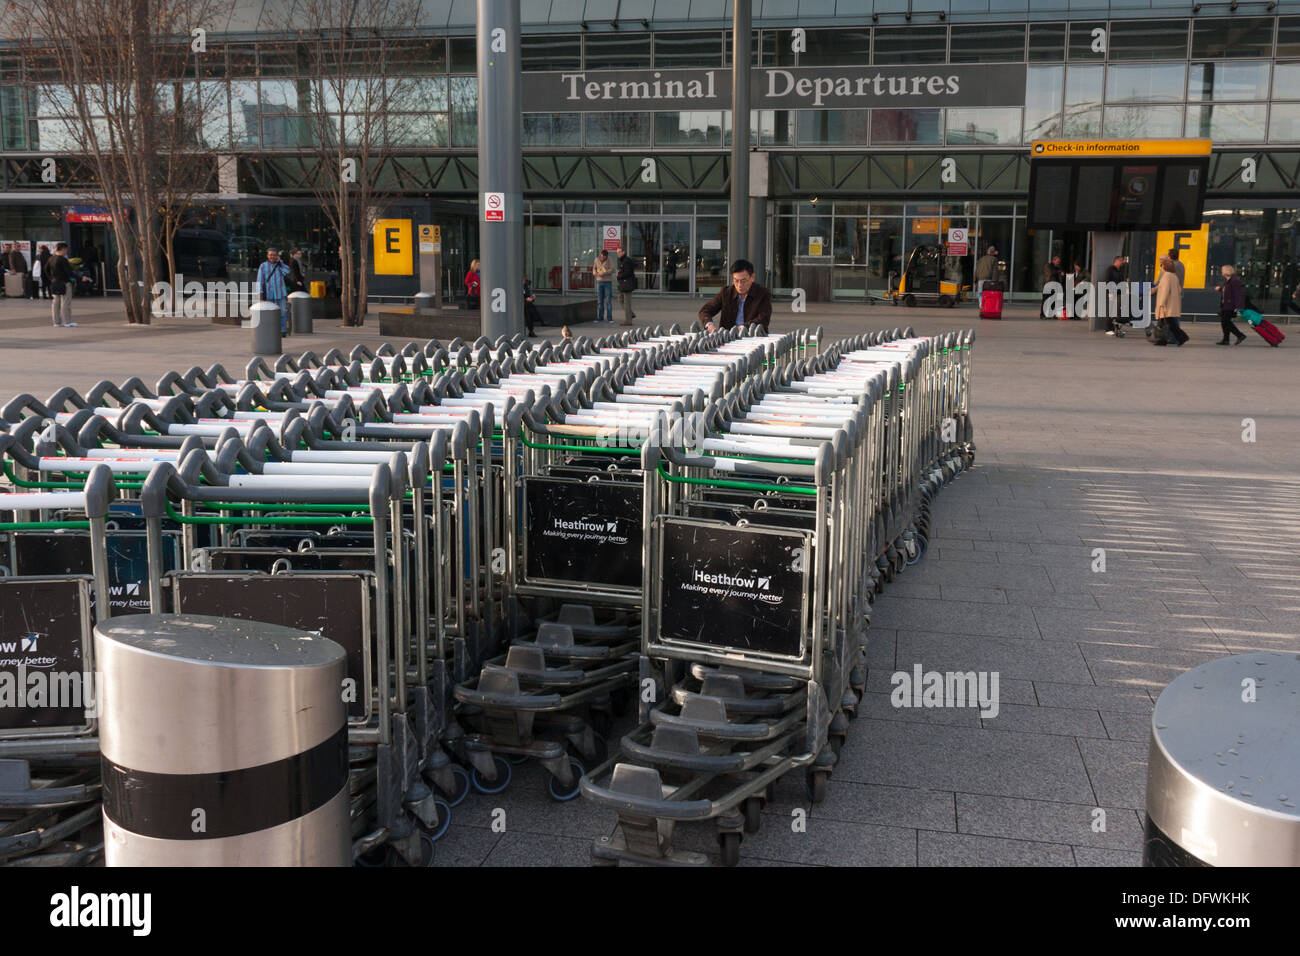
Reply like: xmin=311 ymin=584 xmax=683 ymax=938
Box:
xmin=979 ymin=288 xmax=1003 ymax=320
xmin=1254 ymin=318 xmax=1285 ymax=347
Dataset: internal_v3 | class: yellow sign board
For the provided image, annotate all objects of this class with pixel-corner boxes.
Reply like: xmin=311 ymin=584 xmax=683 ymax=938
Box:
xmin=374 ymin=219 xmax=412 ymax=275
xmin=808 ymin=237 xmax=824 ymax=256
xmin=910 ymin=217 xmax=950 ymax=235
xmin=1031 ymin=139 xmax=1213 ymax=158
xmin=1156 ymin=225 xmax=1210 ymax=291
xmin=418 ymin=224 xmax=440 ymax=242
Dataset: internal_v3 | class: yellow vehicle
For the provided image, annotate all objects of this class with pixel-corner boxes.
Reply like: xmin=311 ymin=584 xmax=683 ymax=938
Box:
xmin=885 ymin=244 xmax=968 ymax=307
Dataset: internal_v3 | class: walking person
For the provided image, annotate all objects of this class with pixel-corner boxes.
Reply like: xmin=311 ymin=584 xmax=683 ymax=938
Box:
xmin=287 ymin=248 xmax=308 ymax=294
xmin=36 ymin=244 xmax=51 ymax=299
xmin=256 ymin=247 xmax=292 ymax=336
xmin=615 ymin=246 xmax=636 ymax=325
xmin=698 ymin=259 xmax=773 ymax=332
xmin=48 ymin=243 xmax=76 ymax=327
xmin=1155 ymin=249 xmax=1188 ymax=347
xmin=465 ymin=259 xmax=481 ymax=310
xmin=1069 ymin=261 xmax=1088 ymax=320
xmin=1215 ymin=265 xmax=1248 ymax=346
xmin=592 ymin=249 xmax=614 ymax=323
xmin=974 ymin=246 xmax=999 ymax=299
xmin=1041 ymin=254 xmax=1064 ymax=319
xmin=1103 ymin=255 xmax=1125 ymax=334
xmin=522 ymin=275 xmax=542 ymax=337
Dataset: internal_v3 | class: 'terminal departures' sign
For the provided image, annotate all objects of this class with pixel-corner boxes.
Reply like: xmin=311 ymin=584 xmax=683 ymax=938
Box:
xmin=521 ymin=65 xmax=1026 ymax=112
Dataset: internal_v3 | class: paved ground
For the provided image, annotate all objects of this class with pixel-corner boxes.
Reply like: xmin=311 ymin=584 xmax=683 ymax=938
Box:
xmin=3 ymin=294 xmax=1297 ymax=866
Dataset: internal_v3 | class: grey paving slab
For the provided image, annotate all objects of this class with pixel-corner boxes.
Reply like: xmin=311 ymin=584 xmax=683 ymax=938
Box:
xmin=873 ymin=597 xmax=1042 ymax=639
xmin=857 ymin=689 xmax=985 ymax=727
xmin=1100 ymin=711 xmax=1153 ymax=743
xmin=896 ymin=631 xmax=1095 ymax=685
xmin=813 ymin=781 xmax=957 ymax=832
xmin=955 ymin=793 xmax=1144 ymax=850
xmin=982 ymin=703 xmax=1109 ymax=739
xmin=1031 ymin=606 xmax=1229 ymax=651
xmin=483 ymin=830 xmax=594 ymax=867
xmin=1032 ymin=681 xmax=1155 ymax=713
xmin=1076 ymin=738 xmax=1151 ymax=811
xmin=1072 ymin=846 xmax=1144 ymax=867
xmin=834 ymin=719 xmax=1095 ymax=804
xmin=431 ymin=824 xmax=501 ymax=867
xmin=1002 ymin=588 xmax=1100 ymax=610
xmin=939 ymin=584 xmax=1009 ymax=604
xmin=1079 ymin=641 xmax=1232 ymax=689
xmin=918 ymin=831 xmax=1076 ymax=867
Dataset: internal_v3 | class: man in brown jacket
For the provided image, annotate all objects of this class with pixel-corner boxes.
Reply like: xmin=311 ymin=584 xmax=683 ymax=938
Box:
xmin=698 ymin=259 xmax=772 ymax=331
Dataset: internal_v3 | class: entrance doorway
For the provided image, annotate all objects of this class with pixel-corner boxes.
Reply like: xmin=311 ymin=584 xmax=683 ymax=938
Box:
xmin=68 ymin=223 xmax=111 ymax=294
xmin=562 ymin=216 xmax=695 ymax=295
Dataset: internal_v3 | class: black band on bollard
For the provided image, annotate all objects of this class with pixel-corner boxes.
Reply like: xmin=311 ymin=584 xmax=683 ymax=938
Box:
xmin=101 ymin=726 xmax=348 ymax=841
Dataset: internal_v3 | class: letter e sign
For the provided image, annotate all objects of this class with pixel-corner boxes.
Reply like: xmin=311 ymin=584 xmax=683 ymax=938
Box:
xmin=373 ymin=219 xmax=413 ymax=275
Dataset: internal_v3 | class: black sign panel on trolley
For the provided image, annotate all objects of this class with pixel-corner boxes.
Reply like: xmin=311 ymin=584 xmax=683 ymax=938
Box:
xmin=656 ymin=519 xmax=809 ymax=661
xmin=7 ymin=530 xmax=178 ymax=617
xmin=172 ymin=573 xmax=371 ymax=720
xmin=0 ymin=577 xmax=93 ymax=733
xmin=524 ymin=477 xmax=643 ymax=589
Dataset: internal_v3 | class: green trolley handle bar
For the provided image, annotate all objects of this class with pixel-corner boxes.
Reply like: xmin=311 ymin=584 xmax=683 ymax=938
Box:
xmin=0 ymin=519 xmax=91 ymax=531
xmin=164 ymin=499 xmax=374 ymax=526
xmin=656 ymin=464 xmax=817 ymax=496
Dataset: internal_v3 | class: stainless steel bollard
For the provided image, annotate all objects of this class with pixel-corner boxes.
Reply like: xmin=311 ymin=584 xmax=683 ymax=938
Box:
xmin=289 ymin=291 xmax=313 ymax=334
xmin=414 ymin=291 xmax=434 ymax=312
xmin=97 ymin=614 xmax=350 ymax=866
xmin=1144 ymin=652 xmax=1300 ymax=866
xmin=248 ymin=301 xmax=281 ymax=355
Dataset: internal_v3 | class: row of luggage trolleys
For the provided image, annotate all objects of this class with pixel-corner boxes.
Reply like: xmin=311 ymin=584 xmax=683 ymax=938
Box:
xmin=0 ymin=321 xmax=973 ymax=867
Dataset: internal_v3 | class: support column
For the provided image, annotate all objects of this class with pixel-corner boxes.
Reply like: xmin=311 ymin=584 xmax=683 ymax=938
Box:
xmin=729 ymin=0 xmax=752 ymax=267
xmin=748 ymin=151 xmax=769 ymax=283
xmin=476 ymin=0 xmax=522 ymax=341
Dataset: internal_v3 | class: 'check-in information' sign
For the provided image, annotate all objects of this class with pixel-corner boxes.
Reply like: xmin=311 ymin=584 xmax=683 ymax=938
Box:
xmin=521 ymin=65 xmax=1027 ymax=112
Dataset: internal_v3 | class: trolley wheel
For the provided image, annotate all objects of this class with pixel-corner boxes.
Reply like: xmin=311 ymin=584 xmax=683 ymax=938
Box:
xmin=938 ymin=294 xmax=953 ymax=308
xmin=440 ymin=765 xmax=472 ymax=807
xmin=906 ymin=535 xmax=927 ymax=566
xmin=547 ymin=758 xmax=585 ymax=802
xmin=418 ymin=800 xmax=453 ymax=842
xmin=806 ymin=769 xmax=829 ymax=805
xmin=743 ymin=797 xmax=763 ymax=835
xmin=718 ymin=831 xmax=742 ymax=867
xmin=903 ymin=294 xmax=916 ymax=308
xmin=829 ymin=731 xmax=847 ymax=755
xmin=471 ymin=756 xmax=513 ymax=794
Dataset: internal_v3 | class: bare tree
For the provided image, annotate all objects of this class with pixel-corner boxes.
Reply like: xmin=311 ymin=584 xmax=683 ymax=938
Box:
xmin=13 ymin=0 xmax=223 ymax=323
xmin=278 ymin=0 xmax=424 ymax=326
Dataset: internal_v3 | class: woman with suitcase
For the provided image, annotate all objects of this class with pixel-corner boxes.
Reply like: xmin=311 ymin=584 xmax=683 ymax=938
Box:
xmin=1216 ymin=265 xmax=1247 ymax=346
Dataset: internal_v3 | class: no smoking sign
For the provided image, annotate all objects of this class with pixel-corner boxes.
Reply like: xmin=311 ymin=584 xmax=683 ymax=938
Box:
xmin=484 ymin=192 xmax=504 ymax=222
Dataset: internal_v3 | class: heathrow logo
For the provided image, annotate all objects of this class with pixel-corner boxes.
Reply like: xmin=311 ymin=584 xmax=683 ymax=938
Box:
xmin=685 ymin=568 xmax=784 ymax=606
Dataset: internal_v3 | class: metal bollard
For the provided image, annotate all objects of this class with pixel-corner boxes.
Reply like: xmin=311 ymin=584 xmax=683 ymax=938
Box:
xmin=248 ymin=301 xmax=281 ymax=354
xmin=97 ymin=614 xmax=350 ymax=866
xmin=414 ymin=291 xmax=434 ymax=312
xmin=289 ymin=291 xmax=313 ymax=334
xmin=1144 ymin=652 xmax=1300 ymax=866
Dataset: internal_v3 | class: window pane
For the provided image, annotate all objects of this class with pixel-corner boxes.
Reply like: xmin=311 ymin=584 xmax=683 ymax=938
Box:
xmin=1103 ymin=104 xmax=1183 ymax=138
xmin=522 ymin=35 xmax=580 ymax=71
xmin=1105 ymin=63 xmax=1186 ymax=103
xmin=654 ymin=31 xmax=723 ymax=67
xmin=1023 ymin=65 xmax=1063 ymax=141
xmin=1186 ymin=103 xmax=1266 ymax=142
xmin=388 ymin=76 xmax=447 ymax=113
xmin=450 ymin=76 xmax=477 ymax=147
xmin=1067 ymin=22 xmax=1107 ymax=61
xmin=1192 ymin=17 xmax=1274 ymax=59
xmin=870 ymin=109 xmax=942 ymax=144
xmin=583 ymin=112 xmax=651 ymax=146
xmin=585 ymin=35 xmax=651 ymax=70
xmin=258 ymin=46 xmax=299 ymax=78
xmin=1066 ymin=64 xmax=1102 ymax=111
xmin=522 ymin=112 xmax=580 ymax=146
xmin=1272 ymin=62 xmax=1300 ymax=98
xmin=872 ymin=26 xmax=946 ymax=65
xmin=260 ymin=80 xmax=298 ymax=111
xmin=387 ymin=113 xmax=447 ymax=147
xmin=1108 ymin=20 xmax=1188 ymax=61
xmin=1029 ymin=23 xmax=1065 ymax=62
xmin=450 ymin=37 xmax=475 ymax=73
xmin=760 ymin=29 xmax=797 ymax=66
xmin=654 ymin=110 xmax=723 ymax=145
xmin=1280 ymin=18 xmax=1300 ymax=58
xmin=800 ymin=29 xmax=872 ymax=66
xmin=230 ymin=80 xmax=259 ymax=146
xmin=946 ymin=107 xmax=1022 ymax=144
xmin=949 ymin=25 xmax=1025 ymax=63
xmin=1269 ymin=103 xmax=1300 ymax=142
xmin=796 ymin=109 xmax=871 ymax=145
xmin=1189 ymin=61 xmax=1269 ymax=101
xmin=386 ymin=38 xmax=446 ymax=75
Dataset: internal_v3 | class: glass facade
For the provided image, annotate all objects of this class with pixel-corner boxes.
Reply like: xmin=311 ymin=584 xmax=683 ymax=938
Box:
xmin=2 ymin=12 xmax=1299 ymax=304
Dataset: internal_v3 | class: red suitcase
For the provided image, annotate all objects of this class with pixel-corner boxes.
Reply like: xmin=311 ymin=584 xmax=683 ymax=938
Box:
xmin=1254 ymin=318 xmax=1285 ymax=347
xmin=979 ymin=289 xmax=1003 ymax=320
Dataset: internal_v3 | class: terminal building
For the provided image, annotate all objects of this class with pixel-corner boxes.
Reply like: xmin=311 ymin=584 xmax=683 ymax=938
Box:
xmin=2 ymin=1 xmax=1300 ymax=310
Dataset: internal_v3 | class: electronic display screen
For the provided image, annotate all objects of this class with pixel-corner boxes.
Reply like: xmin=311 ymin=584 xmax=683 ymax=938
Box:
xmin=1028 ymin=156 xmax=1207 ymax=230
